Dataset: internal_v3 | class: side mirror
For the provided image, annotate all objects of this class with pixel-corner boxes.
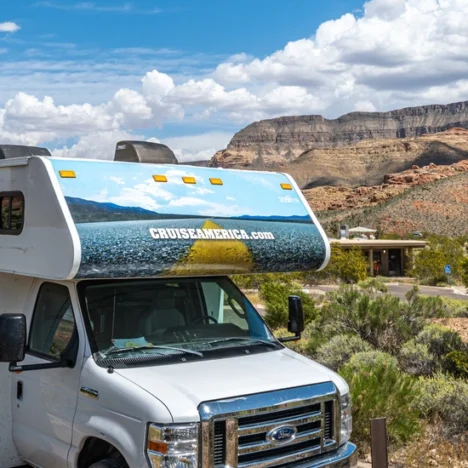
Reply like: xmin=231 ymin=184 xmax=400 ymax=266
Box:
xmin=288 ymin=295 xmax=305 ymax=335
xmin=278 ymin=296 xmax=305 ymax=343
xmin=0 ymin=314 xmax=26 ymax=363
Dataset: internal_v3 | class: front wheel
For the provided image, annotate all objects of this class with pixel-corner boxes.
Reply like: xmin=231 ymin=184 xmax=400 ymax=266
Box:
xmin=89 ymin=458 xmax=127 ymax=468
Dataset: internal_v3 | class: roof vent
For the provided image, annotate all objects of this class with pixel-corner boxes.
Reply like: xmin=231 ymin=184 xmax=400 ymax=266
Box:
xmin=0 ymin=145 xmax=51 ymax=159
xmin=114 ymin=141 xmax=178 ymax=164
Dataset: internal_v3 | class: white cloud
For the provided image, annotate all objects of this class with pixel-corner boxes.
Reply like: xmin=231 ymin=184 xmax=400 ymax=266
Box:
xmin=109 ymin=176 xmax=125 ymax=185
xmin=353 ymin=100 xmax=377 ymax=112
xmin=162 ymin=131 xmax=232 ymax=162
xmin=0 ymin=22 xmax=20 ymax=33
xmin=2 ymin=0 xmax=468 ymax=159
xmin=191 ymin=187 xmax=215 ymax=195
xmin=169 ymin=196 xmax=210 ymax=207
xmin=106 ymin=190 xmax=161 ymax=211
xmin=52 ymin=130 xmax=145 ymax=159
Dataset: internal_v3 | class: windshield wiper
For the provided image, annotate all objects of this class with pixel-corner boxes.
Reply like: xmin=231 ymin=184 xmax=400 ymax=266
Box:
xmin=202 ymin=337 xmax=279 ymax=349
xmin=103 ymin=345 xmax=203 ymax=358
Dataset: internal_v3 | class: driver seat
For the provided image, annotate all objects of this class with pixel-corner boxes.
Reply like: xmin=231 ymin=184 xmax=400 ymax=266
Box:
xmin=139 ymin=289 xmax=186 ymax=337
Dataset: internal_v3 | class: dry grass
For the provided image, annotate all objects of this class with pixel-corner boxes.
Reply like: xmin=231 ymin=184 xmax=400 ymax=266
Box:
xmin=431 ymin=318 xmax=468 ymax=343
xmin=391 ymin=424 xmax=468 ymax=467
xmin=245 ymin=291 xmax=263 ymax=307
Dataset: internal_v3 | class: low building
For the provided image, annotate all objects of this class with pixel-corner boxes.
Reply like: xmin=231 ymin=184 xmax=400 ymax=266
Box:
xmin=330 ymin=238 xmax=427 ymax=277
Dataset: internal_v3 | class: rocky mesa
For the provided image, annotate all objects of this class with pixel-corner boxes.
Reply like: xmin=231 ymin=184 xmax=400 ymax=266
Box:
xmin=210 ymin=100 xmax=468 ymax=188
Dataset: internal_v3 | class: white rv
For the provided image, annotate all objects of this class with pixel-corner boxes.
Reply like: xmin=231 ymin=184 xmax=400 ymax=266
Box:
xmin=0 ymin=142 xmax=356 ymax=468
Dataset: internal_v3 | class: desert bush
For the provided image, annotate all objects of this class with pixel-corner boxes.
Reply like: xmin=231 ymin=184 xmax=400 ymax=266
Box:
xmin=405 ymin=287 xmax=448 ymax=319
xmin=445 ymin=350 xmax=468 ymax=378
xmin=414 ymin=248 xmax=446 ymax=284
xmin=316 ymin=286 xmax=443 ymax=354
xmin=415 ymin=324 xmax=464 ymax=362
xmin=260 ymin=278 xmax=316 ymax=329
xmin=399 ymin=341 xmax=437 ymax=376
xmin=314 ymin=334 xmax=373 ymax=371
xmin=415 ymin=373 xmax=468 ymax=435
xmin=340 ymin=351 xmax=421 ymax=448
xmin=357 ymin=277 xmax=388 ymax=293
xmin=414 ymin=236 xmax=465 ymax=283
xmin=400 ymin=324 xmax=464 ymax=375
xmin=324 ymin=245 xmax=368 ymax=284
xmin=232 ymin=272 xmax=301 ymax=290
xmin=461 ymin=256 xmax=468 ymax=289
xmin=429 ymin=296 xmax=468 ymax=318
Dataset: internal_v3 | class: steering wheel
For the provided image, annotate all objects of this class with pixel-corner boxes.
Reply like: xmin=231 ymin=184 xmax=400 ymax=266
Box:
xmin=191 ymin=315 xmax=218 ymax=325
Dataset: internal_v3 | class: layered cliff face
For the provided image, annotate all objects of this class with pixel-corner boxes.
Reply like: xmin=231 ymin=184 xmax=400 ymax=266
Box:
xmin=210 ymin=100 xmax=468 ymax=178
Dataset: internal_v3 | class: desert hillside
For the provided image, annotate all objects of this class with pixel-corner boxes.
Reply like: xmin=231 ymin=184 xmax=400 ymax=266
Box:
xmin=317 ymin=171 xmax=468 ymax=237
xmin=304 ymin=157 xmax=468 ymax=212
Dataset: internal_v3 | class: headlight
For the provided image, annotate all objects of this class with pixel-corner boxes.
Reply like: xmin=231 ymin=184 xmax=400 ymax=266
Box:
xmin=147 ymin=423 xmax=199 ymax=468
xmin=340 ymin=393 xmax=352 ymax=445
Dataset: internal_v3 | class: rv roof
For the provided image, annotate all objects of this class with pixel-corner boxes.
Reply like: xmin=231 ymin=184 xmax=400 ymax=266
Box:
xmin=0 ymin=156 xmax=330 ymax=280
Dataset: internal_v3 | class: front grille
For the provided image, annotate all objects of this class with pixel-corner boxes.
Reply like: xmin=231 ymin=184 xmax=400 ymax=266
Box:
xmin=199 ymin=382 xmax=339 ymax=468
xmin=213 ymin=421 xmax=227 ymax=466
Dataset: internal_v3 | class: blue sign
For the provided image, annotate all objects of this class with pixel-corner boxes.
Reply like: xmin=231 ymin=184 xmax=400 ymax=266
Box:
xmin=445 ymin=265 xmax=451 ymax=275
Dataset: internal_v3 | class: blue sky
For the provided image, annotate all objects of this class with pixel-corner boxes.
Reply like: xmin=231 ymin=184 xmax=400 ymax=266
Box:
xmin=0 ymin=0 xmax=467 ymax=161
xmin=51 ymin=158 xmax=310 ymax=218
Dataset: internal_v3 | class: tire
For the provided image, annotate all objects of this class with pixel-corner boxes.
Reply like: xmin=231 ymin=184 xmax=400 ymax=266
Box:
xmin=89 ymin=458 xmax=127 ymax=468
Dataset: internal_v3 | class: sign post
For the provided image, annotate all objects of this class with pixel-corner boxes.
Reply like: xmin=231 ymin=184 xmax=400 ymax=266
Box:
xmin=445 ymin=264 xmax=451 ymax=285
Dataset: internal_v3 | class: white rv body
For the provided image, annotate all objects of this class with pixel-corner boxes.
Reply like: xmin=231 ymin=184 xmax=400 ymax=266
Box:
xmin=0 ymin=153 xmax=356 ymax=468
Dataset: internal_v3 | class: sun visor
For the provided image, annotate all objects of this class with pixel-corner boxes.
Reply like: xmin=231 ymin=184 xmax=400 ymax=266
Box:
xmin=49 ymin=159 xmax=330 ymax=278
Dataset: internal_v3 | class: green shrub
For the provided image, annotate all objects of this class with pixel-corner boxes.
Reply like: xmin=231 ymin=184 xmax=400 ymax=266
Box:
xmin=414 ymin=248 xmax=446 ymax=283
xmin=445 ymin=350 xmax=468 ymax=377
xmin=340 ymin=351 xmax=421 ymax=448
xmin=427 ymin=296 xmax=468 ymax=318
xmin=260 ymin=279 xmax=316 ymax=329
xmin=415 ymin=373 xmax=468 ymax=435
xmin=400 ymin=324 xmax=464 ymax=375
xmin=399 ymin=342 xmax=437 ymax=376
xmin=231 ymin=272 xmax=301 ymax=290
xmin=405 ymin=288 xmax=449 ymax=319
xmin=415 ymin=324 xmax=464 ymax=362
xmin=414 ymin=236 xmax=465 ymax=283
xmin=357 ymin=277 xmax=388 ymax=293
xmin=324 ymin=245 xmax=368 ymax=284
xmin=461 ymin=256 xmax=468 ymax=289
xmin=317 ymin=286 xmax=443 ymax=354
xmin=314 ymin=335 xmax=373 ymax=371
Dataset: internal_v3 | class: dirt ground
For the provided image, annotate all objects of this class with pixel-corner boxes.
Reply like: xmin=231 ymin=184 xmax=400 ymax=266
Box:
xmin=432 ymin=318 xmax=468 ymax=342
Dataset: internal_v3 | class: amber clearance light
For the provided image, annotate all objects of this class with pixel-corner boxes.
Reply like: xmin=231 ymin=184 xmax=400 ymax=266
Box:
xmin=59 ymin=170 xmax=76 ymax=179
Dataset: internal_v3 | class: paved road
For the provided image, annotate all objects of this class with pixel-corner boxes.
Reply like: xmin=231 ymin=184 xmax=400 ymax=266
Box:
xmin=305 ymin=283 xmax=468 ymax=301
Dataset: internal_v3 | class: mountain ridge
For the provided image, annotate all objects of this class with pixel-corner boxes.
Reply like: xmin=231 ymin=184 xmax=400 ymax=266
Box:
xmin=210 ymin=100 xmax=468 ymax=183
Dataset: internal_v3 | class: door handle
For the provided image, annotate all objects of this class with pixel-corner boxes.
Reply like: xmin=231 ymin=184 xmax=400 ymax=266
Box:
xmin=17 ymin=381 xmax=23 ymax=400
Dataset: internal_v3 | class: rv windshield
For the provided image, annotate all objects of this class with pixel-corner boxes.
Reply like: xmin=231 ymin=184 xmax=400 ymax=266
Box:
xmin=79 ymin=277 xmax=280 ymax=365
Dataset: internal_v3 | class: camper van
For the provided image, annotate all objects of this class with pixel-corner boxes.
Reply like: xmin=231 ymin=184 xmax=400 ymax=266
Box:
xmin=0 ymin=142 xmax=357 ymax=468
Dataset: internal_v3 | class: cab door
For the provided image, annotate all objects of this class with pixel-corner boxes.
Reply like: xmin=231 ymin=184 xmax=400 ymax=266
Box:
xmin=11 ymin=281 xmax=84 ymax=468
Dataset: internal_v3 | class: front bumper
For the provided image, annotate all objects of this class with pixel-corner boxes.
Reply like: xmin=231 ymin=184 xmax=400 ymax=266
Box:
xmin=289 ymin=443 xmax=358 ymax=468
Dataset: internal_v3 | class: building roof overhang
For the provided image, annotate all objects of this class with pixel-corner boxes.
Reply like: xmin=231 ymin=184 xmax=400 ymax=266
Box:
xmin=330 ymin=239 xmax=427 ymax=249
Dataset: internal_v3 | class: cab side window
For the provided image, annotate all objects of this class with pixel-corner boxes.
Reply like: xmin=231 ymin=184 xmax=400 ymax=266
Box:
xmin=29 ymin=283 xmax=76 ymax=360
xmin=0 ymin=192 xmax=24 ymax=234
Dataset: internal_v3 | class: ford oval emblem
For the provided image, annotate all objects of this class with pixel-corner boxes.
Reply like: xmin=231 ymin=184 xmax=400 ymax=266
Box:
xmin=266 ymin=425 xmax=297 ymax=445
